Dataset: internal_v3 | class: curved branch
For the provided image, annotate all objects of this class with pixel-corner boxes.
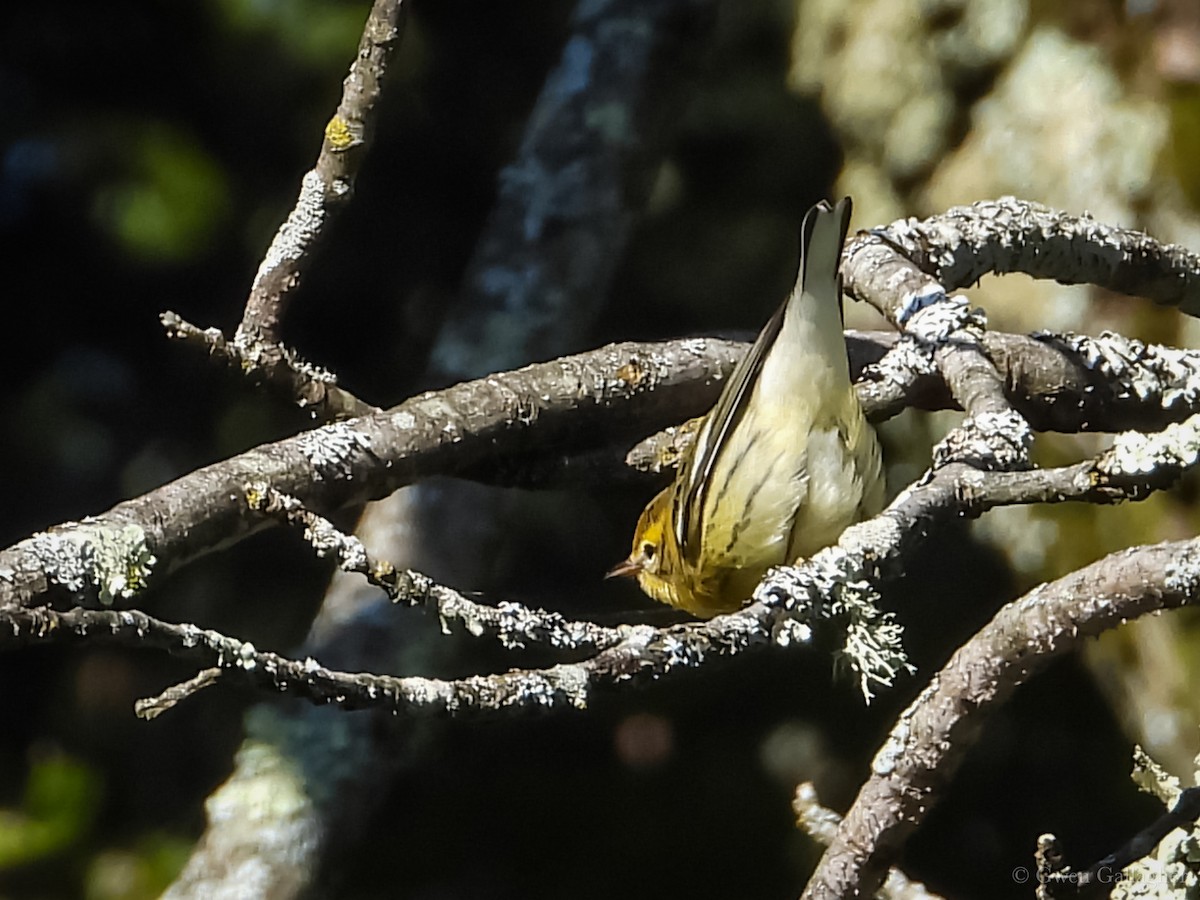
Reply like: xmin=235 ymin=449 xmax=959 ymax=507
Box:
xmin=800 ymin=538 xmax=1200 ymax=900
xmin=848 ymin=197 xmax=1200 ymax=315
xmin=794 ymin=783 xmax=944 ymax=900
xmin=1038 ymin=788 xmax=1200 ymax=897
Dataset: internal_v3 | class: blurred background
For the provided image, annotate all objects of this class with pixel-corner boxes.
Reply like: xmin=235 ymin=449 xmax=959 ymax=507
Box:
xmin=3 ymin=0 xmax=1200 ymax=897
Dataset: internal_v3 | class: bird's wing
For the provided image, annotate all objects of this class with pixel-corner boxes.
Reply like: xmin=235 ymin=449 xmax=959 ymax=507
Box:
xmin=672 ymin=291 xmax=788 ymax=565
xmin=673 ymin=198 xmax=851 ymax=567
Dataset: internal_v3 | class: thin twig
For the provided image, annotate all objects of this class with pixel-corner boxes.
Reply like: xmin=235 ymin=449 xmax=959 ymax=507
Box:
xmin=245 ymin=484 xmax=627 ymax=652
xmin=1036 ymin=787 xmax=1200 ymax=897
xmin=237 ymin=0 xmax=407 ymax=346
xmin=161 ymin=311 xmax=376 ymax=418
xmin=165 ymin=0 xmax=407 ymax=419
xmin=136 ymin=667 xmax=222 ymax=720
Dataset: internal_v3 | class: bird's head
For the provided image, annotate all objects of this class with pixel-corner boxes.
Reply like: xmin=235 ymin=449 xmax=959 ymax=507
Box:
xmin=606 ymin=488 xmax=681 ymax=607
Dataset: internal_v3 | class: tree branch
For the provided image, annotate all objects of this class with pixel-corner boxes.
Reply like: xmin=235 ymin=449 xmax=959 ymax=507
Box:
xmin=800 ymin=538 xmax=1200 ymax=900
xmin=162 ymin=0 xmax=407 ymax=419
xmin=5 ymin=417 xmax=1198 ymax=722
xmin=0 ymin=338 xmax=743 ymax=609
xmin=161 ymin=311 xmax=377 ymax=419
xmin=245 ymin=484 xmax=627 ymax=652
xmin=236 ymin=0 xmax=407 ymax=347
xmin=848 ymin=197 xmax=1200 ymax=315
xmin=5 ymin=327 xmax=1200 ymax=611
xmin=1037 ymin=787 xmax=1200 ymax=897
xmin=794 ymin=783 xmax=945 ymax=900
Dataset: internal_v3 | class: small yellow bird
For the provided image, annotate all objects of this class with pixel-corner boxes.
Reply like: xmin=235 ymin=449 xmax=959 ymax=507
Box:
xmin=608 ymin=197 xmax=884 ymax=617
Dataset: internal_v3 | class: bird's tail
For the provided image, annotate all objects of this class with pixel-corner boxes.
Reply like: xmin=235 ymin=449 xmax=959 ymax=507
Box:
xmin=779 ymin=197 xmax=855 ymax=390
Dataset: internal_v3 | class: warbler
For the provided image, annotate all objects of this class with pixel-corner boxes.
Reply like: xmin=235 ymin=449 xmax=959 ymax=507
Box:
xmin=608 ymin=197 xmax=884 ymax=617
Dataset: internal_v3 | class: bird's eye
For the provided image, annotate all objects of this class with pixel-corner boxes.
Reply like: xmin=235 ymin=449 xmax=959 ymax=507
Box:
xmin=641 ymin=542 xmax=656 ymax=560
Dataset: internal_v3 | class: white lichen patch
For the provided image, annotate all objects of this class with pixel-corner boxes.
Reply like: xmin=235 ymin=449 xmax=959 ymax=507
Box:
xmin=300 ymin=514 xmax=349 ymax=559
xmin=27 ymin=530 xmax=89 ymax=593
xmin=934 ymin=408 xmax=1033 ymax=470
xmin=89 ymin=525 xmax=157 ymax=604
xmin=1164 ymin=549 xmax=1200 ymax=600
xmin=335 ymin=534 xmax=368 ymax=572
xmin=1046 ymin=331 xmax=1200 ymax=410
xmin=546 ymin=664 xmax=589 ymax=710
xmin=677 ymin=337 xmax=714 ymax=358
xmin=865 ymin=334 xmax=940 ymax=385
xmin=904 ymin=292 xmax=986 ymax=342
xmin=1102 ymin=415 xmax=1200 ymax=477
xmin=842 ymin=610 xmax=912 ymax=703
xmin=251 ymin=170 xmax=326 ymax=292
xmin=26 ymin=523 xmax=156 ymax=605
xmin=871 ymin=714 xmax=912 ymax=777
xmin=757 ymin=532 xmax=909 ymax=701
xmin=772 ymin=619 xmax=813 ymax=647
xmin=652 ymin=633 xmax=704 ymax=670
xmin=237 ymin=641 xmax=258 ymax=671
xmin=296 ymin=423 xmax=373 ymax=481
xmin=282 ymin=345 xmax=337 ymax=385
xmin=492 ymin=600 xmax=537 ymax=650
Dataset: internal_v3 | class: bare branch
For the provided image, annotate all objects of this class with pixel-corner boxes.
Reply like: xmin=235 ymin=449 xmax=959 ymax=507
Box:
xmin=236 ymin=0 xmax=407 ymax=346
xmin=800 ymin=538 xmax=1200 ymax=900
xmin=1037 ymin=788 xmax=1200 ymax=896
xmin=6 ymin=327 xmax=1200 ymax=611
xmin=163 ymin=0 xmax=407 ymax=419
xmin=0 ymin=338 xmax=744 ymax=609
xmin=0 ymin=603 xmax=659 ymax=718
xmin=839 ymin=198 xmax=1200 ymax=493
xmin=136 ymin=667 xmax=222 ymax=721
xmin=245 ymin=484 xmax=627 ymax=652
xmin=161 ymin=311 xmax=376 ymax=419
xmin=846 ymin=223 xmax=1033 ymax=472
xmin=846 ymin=198 xmax=1200 ymax=319
xmin=794 ymin=783 xmax=945 ymax=900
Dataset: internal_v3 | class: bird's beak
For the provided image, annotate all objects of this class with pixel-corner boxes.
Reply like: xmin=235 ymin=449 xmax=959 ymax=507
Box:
xmin=605 ymin=557 xmax=641 ymax=580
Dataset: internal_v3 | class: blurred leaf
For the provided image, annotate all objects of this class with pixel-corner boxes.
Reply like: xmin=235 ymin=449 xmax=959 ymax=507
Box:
xmin=1168 ymin=82 xmax=1200 ymax=210
xmin=92 ymin=124 xmax=230 ymax=263
xmin=84 ymin=836 xmax=192 ymax=900
xmin=213 ymin=0 xmax=370 ymax=69
xmin=0 ymin=752 xmax=102 ymax=870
